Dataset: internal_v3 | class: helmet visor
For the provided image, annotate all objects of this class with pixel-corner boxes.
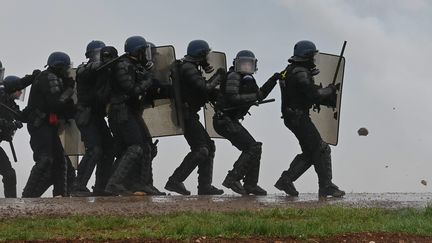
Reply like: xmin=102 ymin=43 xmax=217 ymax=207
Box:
xmin=234 ymin=57 xmax=256 ymax=74
xmin=0 ymin=67 xmax=4 ymax=83
xmin=145 ymin=44 xmax=153 ymax=63
xmin=313 ymin=51 xmax=321 ymax=65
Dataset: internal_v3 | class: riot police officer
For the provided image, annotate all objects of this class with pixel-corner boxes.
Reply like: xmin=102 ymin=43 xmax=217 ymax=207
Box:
xmin=0 ymin=75 xmax=24 ymax=198
xmin=104 ymin=36 xmax=156 ymax=195
xmin=22 ymin=52 xmax=76 ymax=197
xmin=213 ymin=50 xmax=279 ymax=195
xmin=71 ymin=41 xmax=115 ymax=196
xmin=274 ymin=40 xmax=345 ymax=198
xmin=165 ymin=40 xmax=225 ymax=195
xmin=124 ymin=41 xmax=166 ymax=196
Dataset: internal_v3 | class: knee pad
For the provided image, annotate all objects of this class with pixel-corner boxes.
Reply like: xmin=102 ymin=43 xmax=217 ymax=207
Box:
xmin=125 ymin=145 xmax=144 ymax=159
xmin=320 ymin=141 xmax=331 ymax=156
xmin=248 ymin=142 xmax=262 ymax=157
xmin=193 ymin=146 xmax=210 ymax=161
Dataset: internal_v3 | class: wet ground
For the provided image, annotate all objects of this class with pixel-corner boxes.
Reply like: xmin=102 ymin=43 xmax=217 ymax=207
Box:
xmin=0 ymin=193 xmax=431 ymax=219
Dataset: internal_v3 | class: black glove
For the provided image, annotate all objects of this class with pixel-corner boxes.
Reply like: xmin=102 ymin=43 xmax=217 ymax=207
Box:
xmin=32 ymin=69 xmax=41 ymax=77
xmin=270 ymin=72 xmax=282 ymax=81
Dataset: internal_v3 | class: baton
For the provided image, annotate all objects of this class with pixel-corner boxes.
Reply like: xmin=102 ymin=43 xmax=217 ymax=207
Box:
xmin=223 ymin=98 xmax=275 ymax=112
xmin=9 ymin=140 xmax=17 ymax=162
xmin=0 ymin=102 xmax=20 ymax=118
xmin=332 ymin=41 xmax=347 ymax=85
xmin=96 ymin=54 xmax=126 ymax=72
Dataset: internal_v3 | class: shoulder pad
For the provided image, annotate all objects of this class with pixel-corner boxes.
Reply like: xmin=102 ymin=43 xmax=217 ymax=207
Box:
xmin=291 ymin=66 xmax=313 ymax=86
xmin=227 ymin=71 xmax=241 ymax=81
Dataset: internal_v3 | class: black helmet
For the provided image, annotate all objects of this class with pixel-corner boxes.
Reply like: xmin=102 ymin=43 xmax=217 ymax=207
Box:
xmin=124 ymin=36 xmax=147 ymax=55
xmin=85 ymin=40 xmax=106 ymax=59
xmin=3 ymin=75 xmax=21 ymax=93
xmin=186 ymin=40 xmax=211 ymax=61
xmin=234 ymin=50 xmax=258 ymax=74
xmin=100 ymin=46 xmax=119 ymax=62
xmin=3 ymin=75 xmax=20 ymax=85
xmin=47 ymin=51 xmax=71 ymax=68
xmin=290 ymin=40 xmax=319 ymax=62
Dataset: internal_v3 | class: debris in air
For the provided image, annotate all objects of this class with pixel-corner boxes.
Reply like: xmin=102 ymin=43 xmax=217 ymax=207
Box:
xmin=421 ymin=180 xmax=427 ymax=186
xmin=357 ymin=127 xmax=369 ymax=136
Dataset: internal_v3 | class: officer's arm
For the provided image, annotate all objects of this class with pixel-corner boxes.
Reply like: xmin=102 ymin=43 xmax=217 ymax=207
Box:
xmin=296 ymin=69 xmax=336 ymax=106
xmin=225 ymin=72 xmax=257 ymax=105
xmin=258 ymin=73 xmax=279 ymax=100
xmin=41 ymin=73 xmax=66 ymax=112
xmin=182 ymin=63 xmax=208 ymax=93
xmin=115 ymin=60 xmax=152 ymax=96
xmin=76 ymin=62 xmax=102 ymax=83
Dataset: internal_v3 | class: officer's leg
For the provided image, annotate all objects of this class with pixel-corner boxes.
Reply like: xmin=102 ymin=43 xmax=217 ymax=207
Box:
xmin=72 ymin=117 xmax=102 ymax=196
xmin=214 ymin=117 xmax=261 ymax=195
xmin=197 ymin=139 xmax=224 ymax=195
xmin=314 ymin=141 xmax=345 ymax=198
xmin=0 ymin=147 xmax=16 ymax=198
xmin=22 ymin=125 xmax=56 ymax=198
xmin=165 ymin=113 xmax=206 ymax=195
xmin=93 ymin=118 xmax=114 ymax=196
xmin=275 ymin=115 xmax=313 ymax=196
xmin=52 ymin=134 xmax=75 ymax=197
xmin=105 ymin=115 xmax=144 ymax=195
xmin=242 ymin=142 xmax=267 ymax=195
xmin=134 ymin=117 xmax=165 ymax=195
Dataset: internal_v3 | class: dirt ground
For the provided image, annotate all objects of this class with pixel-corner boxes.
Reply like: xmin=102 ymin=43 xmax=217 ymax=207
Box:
xmin=6 ymin=233 xmax=432 ymax=242
xmin=1 ymin=193 xmax=431 ymax=219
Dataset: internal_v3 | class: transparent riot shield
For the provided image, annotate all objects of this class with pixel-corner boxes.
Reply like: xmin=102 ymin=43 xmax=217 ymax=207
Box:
xmin=202 ymin=51 xmax=227 ymax=139
xmin=142 ymin=45 xmax=184 ymax=137
xmin=0 ymin=67 xmax=4 ymax=82
xmin=310 ymin=53 xmax=345 ymax=146
xmin=58 ymin=68 xmax=84 ymax=167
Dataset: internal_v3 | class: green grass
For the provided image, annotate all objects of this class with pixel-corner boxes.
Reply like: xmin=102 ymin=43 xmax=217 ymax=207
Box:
xmin=1 ymin=206 xmax=432 ymax=241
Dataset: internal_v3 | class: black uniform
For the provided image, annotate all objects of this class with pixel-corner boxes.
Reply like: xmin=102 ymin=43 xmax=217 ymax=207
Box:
xmin=73 ymin=61 xmax=114 ymax=195
xmin=275 ymin=62 xmax=344 ymax=197
xmin=165 ymin=60 xmax=224 ymax=195
xmin=214 ymin=68 xmax=277 ymax=195
xmin=104 ymin=56 xmax=154 ymax=195
xmin=22 ymin=69 xmax=76 ymax=197
xmin=0 ymin=93 xmax=20 ymax=198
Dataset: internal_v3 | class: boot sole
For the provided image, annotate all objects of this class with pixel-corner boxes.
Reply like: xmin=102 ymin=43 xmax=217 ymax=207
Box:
xmin=164 ymin=185 xmax=191 ymax=196
xmin=274 ymin=183 xmax=299 ymax=197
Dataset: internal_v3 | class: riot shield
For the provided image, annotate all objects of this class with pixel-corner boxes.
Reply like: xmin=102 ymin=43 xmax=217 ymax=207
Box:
xmin=202 ymin=51 xmax=227 ymax=139
xmin=58 ymin=68 xmax=84 ymax=167
xmin=0 ymin=67 xmax=4 ymax=82
xmin=142 ymin=45 xmax=184 ymax=137
xmin=310 ymin=52 xmax=345 ymax=146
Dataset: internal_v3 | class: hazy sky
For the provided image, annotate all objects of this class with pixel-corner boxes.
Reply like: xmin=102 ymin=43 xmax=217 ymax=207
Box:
xmin=1 ymin=0 xmax=431 ymax=197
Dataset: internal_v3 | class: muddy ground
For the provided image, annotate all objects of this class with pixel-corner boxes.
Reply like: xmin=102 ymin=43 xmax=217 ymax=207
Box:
xmin=0 ymin=193 xmax=431 ymax=219
xmin=6 ymin=233 xmax=432 ymax=242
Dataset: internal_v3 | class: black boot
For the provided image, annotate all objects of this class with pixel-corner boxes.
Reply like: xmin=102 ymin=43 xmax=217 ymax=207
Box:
xmin=274 ymin=177 xmax=298 ymax=196
xmin=166 ymin=147 xmax=207 ymax=195
xmin=314 ymin=143 xmax=345 ymax=198
xmin=243 ymin=144 xmax=265 ymax=195
xmin=319 ymin=183 xmax=345 ymax=198
xmin=244 ymin=184 xmax=267 ymax=196
xmin=72 ymin=147 xmax=101 ymax=197
xmin=274 ymin=154 xmax=311 ymax=196
xmin=197 ymin=148 xmax=223 ymax=195
xmin=222 ymin=174 xmax=246 ymax=195
xmin=164 ymin=180 xmax=191 ymax=195
xmin=104 ymin=145 xmax=142 ymax=196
